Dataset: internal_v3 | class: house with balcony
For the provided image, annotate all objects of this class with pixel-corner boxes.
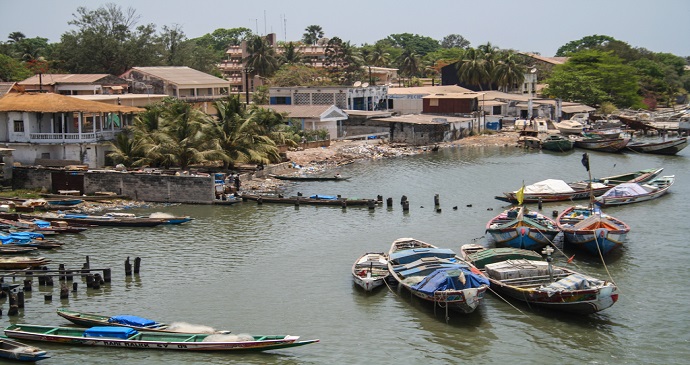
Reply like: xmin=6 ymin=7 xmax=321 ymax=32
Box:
xmin=0 ymin=92 xmax=142 ymax=168
xmin=264 ymin=104 xmax=348 ymax=139
xmin=120 ymin=66 xmax=231 ymax=102
xmin=269 ymin=85 xmax=388 ymax=111
xmin=17 ymin=74 xmax=129 ymax=95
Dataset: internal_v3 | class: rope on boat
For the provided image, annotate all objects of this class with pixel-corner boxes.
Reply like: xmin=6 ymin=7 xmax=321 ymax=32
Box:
xmin=594 ymin=234 xmax=620 ymax=293
xmin=488 ymin=286 xmax=528 ymax=317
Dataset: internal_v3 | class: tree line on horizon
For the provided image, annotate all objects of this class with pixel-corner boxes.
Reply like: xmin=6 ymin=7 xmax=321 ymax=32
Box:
xmin=1 ymin=3 xmax=688 ymax=111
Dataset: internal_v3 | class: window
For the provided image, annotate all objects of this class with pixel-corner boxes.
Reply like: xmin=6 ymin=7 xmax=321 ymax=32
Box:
xmin=13 ymin=120 xmax=24 ymax=132
xmin=492 ymin=106 xmax=502 ymax=115
xmin=429 ymin=98 xmax=439 ymax=107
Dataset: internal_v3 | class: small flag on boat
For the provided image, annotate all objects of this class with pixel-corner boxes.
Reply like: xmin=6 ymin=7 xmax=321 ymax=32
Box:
xmin=567 ymin=255 xmax=575 ymax=263
xmin=516 ymin=181 xmax=525 ymax=205
xmin=581 ymin=153 xmax=590 ymax=171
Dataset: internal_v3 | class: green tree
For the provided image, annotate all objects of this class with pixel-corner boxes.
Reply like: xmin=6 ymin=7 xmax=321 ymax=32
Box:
xmin=54 ymin=3 xmax=161 ymax=74
xmin=324 ymin=37 xmax=363 ymax=84
xmin=367 ymin=43 xmax=391 ymax=67
xmin=555 ymin=34 xmax=615 ymax=56
xmin=384 ymin=33 xmax=440 ymax=56
xmin=543 ymin=50 xmax=643 ymax=108
xmin=302 ymin=25 xmax=324 ymax=45
xmin=106 ymin=129 xmax=145 ymax=167
xmin=0 ymin=54 xmax=32 ymax=81
xmin=270 ymin=64 xmax=330 ymax=86
xmin=441 ymin=34 xmax=470 ymax=49
xmin=159 ymin=24 xmax=187 ymax=66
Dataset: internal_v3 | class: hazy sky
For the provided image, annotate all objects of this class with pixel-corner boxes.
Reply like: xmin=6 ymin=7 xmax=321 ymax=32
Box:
xmin=1 ymin=0 xmax=688 ymax=57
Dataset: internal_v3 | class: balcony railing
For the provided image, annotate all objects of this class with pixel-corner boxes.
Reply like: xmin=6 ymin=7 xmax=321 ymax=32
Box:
xmin=27 ymin=131 xmax=119 ymax=143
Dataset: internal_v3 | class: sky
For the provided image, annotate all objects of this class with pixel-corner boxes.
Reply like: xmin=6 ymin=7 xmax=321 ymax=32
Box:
xmin=1 ymin=0 xmax=689 ymax=57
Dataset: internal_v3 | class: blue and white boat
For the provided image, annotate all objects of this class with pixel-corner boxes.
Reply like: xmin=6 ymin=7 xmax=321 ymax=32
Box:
xmin=556 ymin=205 xmax=629 ymax=255
xmin=485 ymin=205 xmax=560 ymax=251
xmin=386 ymin=238 xmax=490 ymax=314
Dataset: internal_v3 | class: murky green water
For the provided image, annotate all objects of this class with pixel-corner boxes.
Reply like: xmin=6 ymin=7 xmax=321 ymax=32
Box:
xmin=2 ymin=144 xmax=688 ymax=364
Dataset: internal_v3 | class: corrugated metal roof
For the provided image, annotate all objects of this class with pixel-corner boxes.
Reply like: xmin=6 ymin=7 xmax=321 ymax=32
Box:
xmin=264 ymin=105 xmax=334 ymax=118
xmin=562 ymin=105 xmax=596 ymax=113
xmin=129 ymin=67 xmax=230 ymax=86
xmin=0 ymin=82 xmax=16 ymax=96
xmin=0 ymin=93 xmax=143 ymax=113
xmin=422 ymin=92 xmax=483 ymax=99
xmin=18 ymin=74 xmax=111 ymax=85
xmin=387 ymin=85 xmax=473 ymax=95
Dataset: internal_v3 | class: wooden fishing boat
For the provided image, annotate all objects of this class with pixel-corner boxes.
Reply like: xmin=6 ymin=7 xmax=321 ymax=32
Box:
xmin=23 ymin=214 xmax=168 ymax=227
xmin=56 ymin=308 xmax=230 ymax=334
xmin=0 ymin=215 xmax=89 ymax=234
xmin=626 ymin=137 xmax=688 ymax=155
xmin=496 ymin=167 xmax=663 ymax=203
xmin=4 ymin=324 xmax=319 ymax=352
xmin=556 ymin=206 xmax=630 ymax=255
xmin=386 ymin=238 xmax=490 ymax=314
xmin=595 ymin=175 xmax=674 ymax=207
xmin=0 ymin=337 xmax=50 ymax=362
xmin=241 ymin=194 xmax=373 ymax=206
xmin=45 ymin=198 xmax=83 ymax=206
xmin=573 ymin=136 xmax=630 ymax=152
xmin=0 ymin=246 xmax=37 ymax=254
xmin=460 ymin=244 xmax=619 ymax=314
xmin=351 ymin=252 xmax=389 ymax=291
xmin=485 ymin=206 xmax=560 ymax=251
xmin=269 ymin=174 xmax=350 ymax=181
xmin=0 ymin=256 xmax=50 ymax=269
xmin=541 ymin=135 xmax=574 ymax=152
xmin=103 ymin=212 xmax=193 ymax=225
xmin=40 ymin=193 xmax=128 ymax=201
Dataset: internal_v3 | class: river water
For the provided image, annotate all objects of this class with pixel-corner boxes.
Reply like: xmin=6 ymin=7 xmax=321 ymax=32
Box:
xmin=2 ymin=144 xmax=688 ymax=364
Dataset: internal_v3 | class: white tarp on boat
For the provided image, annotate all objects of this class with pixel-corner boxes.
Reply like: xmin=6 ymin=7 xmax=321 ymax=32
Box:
xmin=522 ymin=179 xmax=575 ymax=194
xmin=601 ymin=183 xmax=650 ymax=197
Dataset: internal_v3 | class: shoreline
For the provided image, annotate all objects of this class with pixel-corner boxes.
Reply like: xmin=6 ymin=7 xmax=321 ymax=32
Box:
xmin=240 ymin=132 xmax=520 ymax=192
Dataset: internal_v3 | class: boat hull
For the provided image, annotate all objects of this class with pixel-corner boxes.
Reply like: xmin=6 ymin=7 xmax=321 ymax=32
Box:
xmin=4 ymin=325 xmax=318 ymax=352
xmin=626 ymin=137 xmax=688 ymax=155
xmin=0 ymin=338 xmax=50 ymax=362
xmin=489 ymin=279 xmax=618 ymax=314
xmin=574 ymin=137 xmax=630 ymax=152
xmin=486 ymin=227 xmax=559 ymax=251
xmin=562 ymin=230 xmax=626 ymax=255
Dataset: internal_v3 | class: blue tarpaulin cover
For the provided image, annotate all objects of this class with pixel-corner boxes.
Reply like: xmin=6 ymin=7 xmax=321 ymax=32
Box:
xmin=411 ymin=267 xmax=490 ymax=295
xmin=108 ymin=315 xmax=157 ymax=327
xmin=84 ymin=326 xmax=138 ymax=339
xmin=33 ymin=220 xmax=51 ymax=228
xmin=309 ymin=195 xmax=338 ymax=200
xmin=389 ymin=248 xmax=457 ymax=265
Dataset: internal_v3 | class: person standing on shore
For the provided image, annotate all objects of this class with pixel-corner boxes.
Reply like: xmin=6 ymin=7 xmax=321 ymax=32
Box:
xmin=234 ymin=175 xmax=241 ymax=191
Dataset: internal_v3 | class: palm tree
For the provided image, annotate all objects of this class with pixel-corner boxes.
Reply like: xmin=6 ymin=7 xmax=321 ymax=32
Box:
xmin=396 ymin=48 xmax=420 ymax=87
xmin=493 ymin=51 xmax=526 ymax=92
xmin=244 ymin=36 xmax=280 ymax=78
xmin=302 ymin=25 xmax=324 ymax=45
xmin=279 ymin=42 xmax=304 ymax=65
xmin=160 ymin=100 xmax=228 ymax=169
xmin=456 ymin=47 xmax=490 ymax=90
xmin=106 ymin=129 xmax=144 ymax=167
xmin=478 ymin=42 xmax=499 ymax=90
xmin=211 ymin=97 xmax=280 ymax=169
xmin=368 ymin=44 xmax=390 ymax=67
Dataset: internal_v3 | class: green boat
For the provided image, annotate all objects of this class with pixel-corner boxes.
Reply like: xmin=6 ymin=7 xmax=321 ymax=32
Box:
xmin=4 ymin=324 xmax=319 ymax=352
xmin=541 ymin=135 xmax=574 ymax=152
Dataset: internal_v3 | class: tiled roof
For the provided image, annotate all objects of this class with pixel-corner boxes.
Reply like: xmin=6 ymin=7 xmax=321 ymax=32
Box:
xmin=0 ymin=93 xmax=143 ymax=113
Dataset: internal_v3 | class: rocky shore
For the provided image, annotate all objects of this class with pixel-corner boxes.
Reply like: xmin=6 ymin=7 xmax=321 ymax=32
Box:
xmin=241 ymin=131 xmax=519 ymax=192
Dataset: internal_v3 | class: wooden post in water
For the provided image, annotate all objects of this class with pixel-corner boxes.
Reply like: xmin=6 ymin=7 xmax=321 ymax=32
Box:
xmin=86 ymin=274 xmax=94 ymax=288
xmin=59 ymin=264 xmax=65 ymax=281
xmin=257 ymin=197 xmax=263 ymax=205
xmin=386 ymin=197 xmax=393 ymax=208
xmin=125 ymin=257 xmax=132 ymax=276
xmin=92 ymin=274 xmax=101 ymax=289
xmin=402 ymin=200 xmax=410 ymax=212
xmin=434 ymin=194 xmax=440 ymax=207
xmin=73 ymin=282 xmax=78 ymax=292
xmin=377 ymin=195 xmax=383 ymax=203
xmin=66 ymin=270 xmax=73 ymax=281
xmin=341 ymin=200 xmax=347 ymax=209
xmin=103 ymin=268 xmax=111 ymax=283
xmin=45 ymin=276 xmax=54 ymax=287
xmin=538 ymin=197 xmax=543 ymax=210
xmin=134 ymin=257 xmax=141 ymax=274
xmin=17 ymin=291 xmax=24 ymax=308
xmin=60 ymin=284 xmax=69 ymax=299
xmin=44 ymin=294 xmax=52 ymax=302
xmin=8 ymin=293 xmax=18 ymax=315
xmin=400 ymin=195 xmax=408 ymax=205
xmin=38 ymin=275 xmax=45 ymax=286
xmin=23 ymin=279 xmax=31 ymax=292
xmin=368 ymin=200 xmax=376 ymax=210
